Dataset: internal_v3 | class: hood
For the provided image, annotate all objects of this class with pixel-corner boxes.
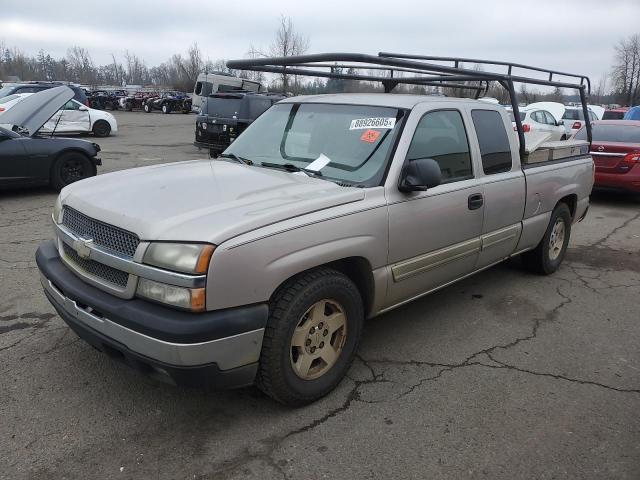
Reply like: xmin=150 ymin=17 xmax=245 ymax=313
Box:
xmin=523 ymin=101 xmax=565 ymax=122
xmin=60 ymin=160 xmax=365 ymax=244
xmin=0 ymin=86 xmax=73 ymax=136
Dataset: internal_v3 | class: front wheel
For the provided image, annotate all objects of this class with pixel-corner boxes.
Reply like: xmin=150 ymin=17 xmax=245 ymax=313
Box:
xmin=522 ymin=203 xmax=572 ymax=274
xmin=161 ymin=103 xmax=171 ymax=114
xmin=144 ymin=103 xmax=152 ymax=113
xmin=92 ymin=120 xmax=111 ymax=137
xmin=257 ymin=268 xmax=364 ymax=406
xmin=50 ymin=152 xmax=94 ymax=190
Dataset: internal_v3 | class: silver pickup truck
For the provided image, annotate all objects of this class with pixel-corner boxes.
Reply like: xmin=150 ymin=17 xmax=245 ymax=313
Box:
xmin=36 ymin=92 xmax=593 ymax=405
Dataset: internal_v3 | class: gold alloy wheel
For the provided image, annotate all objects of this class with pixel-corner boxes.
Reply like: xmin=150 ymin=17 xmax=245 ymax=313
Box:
xmin=290 ymin=299 xmax=348 ymax=380
xmin=549 ymin=217 xmax=566 ymax=261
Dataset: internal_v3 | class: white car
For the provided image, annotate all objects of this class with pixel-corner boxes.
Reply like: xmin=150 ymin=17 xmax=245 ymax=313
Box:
xmin=4 ymin=93 xmax=118 ymax=137
xmin=0 ymin=93 xmax=29 ymax=113
xmin=561 ymin=107 xmax=598 ymax=138
xmin=508 ymin=102 xmax=567 ymax=147
xmin=41 ymin=98 xmax=117 ymax=137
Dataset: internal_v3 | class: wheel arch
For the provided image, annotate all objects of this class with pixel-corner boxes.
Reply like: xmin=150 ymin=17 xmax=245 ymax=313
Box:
xmin=51 ymin=148 xmax=96 ymax=175
xmin=269 ymin=256 xmax=376 ymax=318
xmin=557 ymin=193 xmax=577 ymax=219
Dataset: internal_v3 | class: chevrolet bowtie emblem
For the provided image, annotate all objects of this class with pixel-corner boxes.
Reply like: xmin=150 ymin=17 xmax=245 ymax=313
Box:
xmin=73 ymin=238 xmax=93 ymax=259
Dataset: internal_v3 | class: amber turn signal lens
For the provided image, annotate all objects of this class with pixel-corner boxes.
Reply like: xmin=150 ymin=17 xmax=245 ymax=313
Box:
xmin=195 ymin=245 xmax=215 ymax=274
xmin=191 ymin=288 xmax=206 ymax=312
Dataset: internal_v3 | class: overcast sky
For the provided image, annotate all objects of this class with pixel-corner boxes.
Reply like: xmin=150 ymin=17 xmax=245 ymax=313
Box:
xmin=3 ymin=0 xmax=638 ymax=89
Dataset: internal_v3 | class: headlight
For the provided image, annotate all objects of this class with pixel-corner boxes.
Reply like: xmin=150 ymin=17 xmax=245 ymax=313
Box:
xmin=53 ymin=196 xmax=63 ymax=224
xmin=201 ymin=122 xmax=207 ymax=130
xmin=136 ymin=278 xmax=205 ymax=312
xmin=143 ymin=243 xmax=215 ymax=274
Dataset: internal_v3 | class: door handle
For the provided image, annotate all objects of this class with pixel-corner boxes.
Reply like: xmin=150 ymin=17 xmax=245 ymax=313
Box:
xmin=468 ymin=193 xmax=484 ymax=210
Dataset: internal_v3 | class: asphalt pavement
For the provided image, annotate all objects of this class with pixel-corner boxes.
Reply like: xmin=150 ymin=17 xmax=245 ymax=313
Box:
xmin=1 ymin=111 xmax=638 ymax=479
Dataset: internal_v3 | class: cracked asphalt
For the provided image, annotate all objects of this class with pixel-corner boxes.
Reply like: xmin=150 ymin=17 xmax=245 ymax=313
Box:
xmin=1 ymin=112 xmax=639 ymax=480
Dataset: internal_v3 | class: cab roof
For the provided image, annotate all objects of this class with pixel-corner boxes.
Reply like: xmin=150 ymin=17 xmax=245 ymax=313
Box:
xmin=280 ymin=93 xmax=498 ymax=109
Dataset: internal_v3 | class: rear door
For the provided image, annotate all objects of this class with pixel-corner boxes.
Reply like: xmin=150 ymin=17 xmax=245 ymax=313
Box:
xmin=385 ymin=106 xmax=484 ymax=307
xmin=469 ymin=108 xmax=525 ymax=269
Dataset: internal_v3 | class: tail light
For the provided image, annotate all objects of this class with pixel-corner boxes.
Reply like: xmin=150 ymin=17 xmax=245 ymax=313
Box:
xmin=572 ymin=121 xmax=582 ymax=130
xmin=623 ymin=152 xmax=640 ymax=164
xmin=0 ymin=107 xmax=4 ymax=112
xmin=513 ymin=124 xmax=531 ymax=132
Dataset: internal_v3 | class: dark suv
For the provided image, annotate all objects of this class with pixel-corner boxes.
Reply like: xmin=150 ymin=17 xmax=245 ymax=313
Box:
xmin=194 ymin=92 xmax=285 ymax=156
xmin=0 ymin=82 xmax=89 ymax=106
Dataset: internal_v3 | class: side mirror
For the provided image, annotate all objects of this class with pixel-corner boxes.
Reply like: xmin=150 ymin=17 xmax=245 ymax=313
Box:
xmin=557 ymin=120 xmax=564 ymax=126
xmin=398 ymin=158 xmax=442 ymax=193
xmin=78 ymin=105 xmax=89 ymax=111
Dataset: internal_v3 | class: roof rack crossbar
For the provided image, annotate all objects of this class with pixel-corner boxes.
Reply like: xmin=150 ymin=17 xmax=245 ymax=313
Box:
xmin=378 ymin=52 xmax=591 ymax=93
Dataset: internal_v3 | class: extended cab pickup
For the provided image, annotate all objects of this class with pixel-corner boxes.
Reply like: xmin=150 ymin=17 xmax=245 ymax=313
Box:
xmin=36 ymin=93 xmax=593 ymax=405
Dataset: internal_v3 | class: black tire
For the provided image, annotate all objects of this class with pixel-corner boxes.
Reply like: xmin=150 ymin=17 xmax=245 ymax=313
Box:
xmin=257 ymin=268 xmax=364 ymax=406
xmin=92 ymin=120 xmax=111 ymax=137
xmin=144 ymin=103 xmax=152 ymax=113
xmin=125 ymin=101 xmax=133 ymax=112
xmin=161 ymin=103 xmax=171 ymax=114
xmin=522 ymin=203 xmax=572 ymax=275
xmin=50 ymin=152 xmax=94 ymax=191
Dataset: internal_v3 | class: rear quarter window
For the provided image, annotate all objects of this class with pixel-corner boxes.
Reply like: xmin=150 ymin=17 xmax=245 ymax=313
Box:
xmin=471 ymin=109 xmax=513 ymax=175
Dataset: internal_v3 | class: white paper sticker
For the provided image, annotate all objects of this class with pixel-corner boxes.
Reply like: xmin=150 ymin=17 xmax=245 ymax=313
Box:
xmin=349 ymin=117 xmax=396 ymax=130
xmin=305 ymin=153 xmax=331 ymax=172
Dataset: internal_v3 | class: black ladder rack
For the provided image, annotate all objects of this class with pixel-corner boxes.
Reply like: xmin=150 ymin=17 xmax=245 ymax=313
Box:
xmin=226 ymin=52 xmax=593 ymax=157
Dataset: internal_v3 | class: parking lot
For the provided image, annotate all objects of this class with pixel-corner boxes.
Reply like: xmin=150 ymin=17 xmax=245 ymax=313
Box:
xmin=1 ymin=111 xmax=639 ymax=479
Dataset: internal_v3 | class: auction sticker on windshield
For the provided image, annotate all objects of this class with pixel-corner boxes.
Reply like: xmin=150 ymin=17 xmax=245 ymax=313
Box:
xmin=349 ymin=117 xmax=396 ymax=130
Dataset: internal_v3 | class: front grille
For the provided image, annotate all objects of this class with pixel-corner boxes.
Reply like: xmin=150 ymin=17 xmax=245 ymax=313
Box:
xmin=62 ymin=206 xmax=140 ymax=258
xmin=62 ymin=242 xmax=129 ymax=288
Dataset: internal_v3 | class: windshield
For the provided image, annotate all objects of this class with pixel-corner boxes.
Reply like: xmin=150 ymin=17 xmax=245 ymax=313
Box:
xmin=508 ymin=111 xmax=526 ymax=122
xmin=575 ymin=124 xmax=640 ymax=143
xmin=224 ymin=102 xmax=406 ymax=186
xmin=203 ymin=97 xmax=242 ymax=117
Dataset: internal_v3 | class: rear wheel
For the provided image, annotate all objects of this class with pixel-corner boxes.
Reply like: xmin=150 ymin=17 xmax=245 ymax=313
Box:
xmin=522 ymin=203 xmax=572 ymax=274
xmin=125 ymin=101 xmax=133 ymax=111
xmin=161 ymin=103 xmax=171 ymax=114
xmin=50 ymin=152 xmax=94 ymax=190
xmin=144 ymin=103 xmax=152 ymax=113
xmin=257 ymin=268 xmax=364 ymax=406
xmin=92 ymin=120 xmax=111 ymax=137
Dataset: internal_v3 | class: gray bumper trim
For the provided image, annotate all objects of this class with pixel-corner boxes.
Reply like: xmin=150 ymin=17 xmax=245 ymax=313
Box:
xmin=41 ymin=274 xmax=264 ymax=370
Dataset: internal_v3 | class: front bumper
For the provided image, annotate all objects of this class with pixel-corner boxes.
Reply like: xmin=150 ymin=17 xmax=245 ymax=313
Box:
xmin=36 ymin=240 xmax=268 ymax=388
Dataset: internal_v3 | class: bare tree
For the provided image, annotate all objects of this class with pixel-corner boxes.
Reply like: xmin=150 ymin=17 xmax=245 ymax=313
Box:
xmin=67 ymin=46 xmax=95 ymax=83
xmin=268 ymin=15 xmax=309 ymax=92
xmin=611 ymin=33 xmax=640 ymax=105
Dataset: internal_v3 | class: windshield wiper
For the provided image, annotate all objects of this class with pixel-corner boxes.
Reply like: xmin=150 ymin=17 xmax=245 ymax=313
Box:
xmin=218 ymin=153 xmax=253 ymax=166
xmin=260 ymin=161 xmax=322 ymax=177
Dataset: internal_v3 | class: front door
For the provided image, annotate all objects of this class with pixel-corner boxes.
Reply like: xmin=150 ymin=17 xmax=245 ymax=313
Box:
xmin=43 ymin=100 xmax=90 ymax=133
xmin=385 ymin=108 xmax=484 ymax=308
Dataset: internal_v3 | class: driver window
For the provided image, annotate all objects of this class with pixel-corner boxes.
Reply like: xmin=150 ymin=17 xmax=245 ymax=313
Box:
xmin=543 ymin=111 xmax=556 ymax=125
xmin=406 ymin=110 xmax=473 ymax=184
xmin=62 ymin=101 xmax=80 ymax=111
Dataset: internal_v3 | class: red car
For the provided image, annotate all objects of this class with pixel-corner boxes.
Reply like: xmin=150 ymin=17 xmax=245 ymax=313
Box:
xmin=602 ymin=108 xmax=629 ymax=120
xmin=574 ymin=120 xmax=640 ymax=193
